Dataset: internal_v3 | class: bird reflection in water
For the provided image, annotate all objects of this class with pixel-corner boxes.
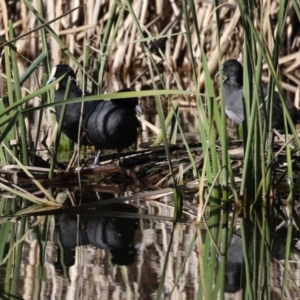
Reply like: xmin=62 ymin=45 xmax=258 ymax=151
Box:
xmin=224 ymin=224 xmax=299 ymax=293
xmin=53 ymin=200 xmax=139 ymax=271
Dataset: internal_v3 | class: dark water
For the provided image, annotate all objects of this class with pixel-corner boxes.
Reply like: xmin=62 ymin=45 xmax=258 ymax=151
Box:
xmin=0 ymin=187 xmax=299 ymax=300
xmin=6 ymin=190 xmax=199 ymax=299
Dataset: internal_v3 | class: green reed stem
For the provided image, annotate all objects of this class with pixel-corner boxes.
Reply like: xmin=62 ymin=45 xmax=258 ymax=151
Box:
xmin=49 ymin=78 xmax=72 ymax=178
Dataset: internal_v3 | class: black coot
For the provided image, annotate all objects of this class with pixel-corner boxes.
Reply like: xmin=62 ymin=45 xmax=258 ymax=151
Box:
xmin=215 ymin=59 xmax=300 ymax=130
xmin=47 ymin=65 xmax=100 ymax=145
xmin=83 ymin=88 xmax=140 ymax=165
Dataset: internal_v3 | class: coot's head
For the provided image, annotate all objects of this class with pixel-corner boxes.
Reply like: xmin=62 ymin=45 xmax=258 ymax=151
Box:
xmin=215 ymin=59 xmax=243 ymax=86
xmin=47 ymin=65 xmax=76 ymax=87
xmin=111 ymin=88 xmax=138 ymax=108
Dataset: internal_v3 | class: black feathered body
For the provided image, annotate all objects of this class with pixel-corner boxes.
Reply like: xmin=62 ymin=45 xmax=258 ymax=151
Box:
xmin=84 ymin=99 xmax=139 ymax=152
xmin=260 ymin=85 xmax=300 ymax=130
xmin=48 ymin=65 xmax=101 ymax=145
xmin=54 ymin=85 xmax=99 ymax=145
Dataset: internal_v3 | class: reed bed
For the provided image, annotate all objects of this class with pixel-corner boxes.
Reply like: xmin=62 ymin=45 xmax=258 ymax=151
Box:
xmin=1 ymin=1 xmax=299 ymax=90
xmin=0 ymin=0 xmax=300 ymax=299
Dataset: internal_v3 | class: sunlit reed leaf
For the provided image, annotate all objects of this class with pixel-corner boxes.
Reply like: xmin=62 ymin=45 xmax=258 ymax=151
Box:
xmin=12 ymin=206 xmax=177 ymax=222
xmin=0 ymin=90 xmax=193 ymax=124
xmin=0 ymin=182 xmax=58 ymax=206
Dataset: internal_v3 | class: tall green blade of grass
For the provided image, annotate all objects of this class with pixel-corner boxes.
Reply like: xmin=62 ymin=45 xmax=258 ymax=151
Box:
xmin=8 ymin=21 xmax=29 ymax=165
xmin=54 ymin=224 xmax=71 ymax=282
xmin=153 ymin=101 xmax=179 ymax=146
xmin=0 ymin=101 xmax=11 ymax=165
xmin=10 ymin=217 xmax=26 ymax=296
xmin=96 ymin=0 xmax=119 ymax=91
xmin=37 ymin=0 xmax=50 ymax=73
xmin=3 ymin=46 xmax=18 ymax=164
xmin=291 ymin=0 xmax=300 ymax=19
xmin=39 ymin=215 xmax=52 ymax=280
xmin=156 ymin=224 xmax=177 ymax=300
xmin=185 ymin=0 xmax=232 ymax=297
xmin=0 ymin=89 xmax=186 ymax=126
xmin=33 ymin=73 xmax=48 ymax=160
xmin=5 ymin=222 xmax=16 ymax=296
xmin=33 ymin=0 xmax=51 ymax=161
xmin=181 ymin=0 xmax=225 ymax=297
xmin=275 ymin=2 xmax=293 ymax=295
xmin=0 ymin=196 xmax=14 ymax=291
xmin=238 ymin=2 xmax=263 ymax=297
xmin=235 ymin=0 xmax=298 ymax=298
xmin=49 ymin=77 xmax=72 ymax=178
xmin=170 ymin=233 xmax=197 ymax=297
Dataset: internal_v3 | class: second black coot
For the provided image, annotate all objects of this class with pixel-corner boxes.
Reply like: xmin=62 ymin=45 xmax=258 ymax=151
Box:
xmin=216 ymin=59 xmax=300 ymax=130
xmin=83 ymin=88 xmax=140 ymax=165
xmin=47 ymin=64 xmax=100 ymax=145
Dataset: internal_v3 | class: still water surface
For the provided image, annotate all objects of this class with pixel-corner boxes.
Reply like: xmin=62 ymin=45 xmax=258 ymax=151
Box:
xmin=1 ymin=186 xmax=299 ymax=299
xmin=12 ymin=190 xmax=200 ymax=299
